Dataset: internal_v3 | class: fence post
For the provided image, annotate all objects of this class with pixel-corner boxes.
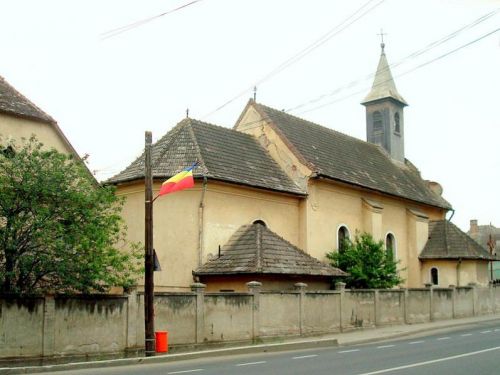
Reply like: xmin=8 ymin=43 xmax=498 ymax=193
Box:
xmin=191 ymin=282 xmax=206 ymax=344
xmin=425 ymin=283 xmax=434 ymax=322
xmin=126 ymin=287 xmax=138 ymax=349
xmin=374 ymin=290 xmax=380 ymax=326
xmin=247 ymin=281 xmax=262 ymax=341
xmin=294 ymin=283 xmax=308 ymax=335
xmin=335 ymin=282 xmax=346 ymax=332
xmin=470 ymin=283 xmax=477 ymax=316
xmin=403 ymin=288 xmax=409 ymax=324
xmin=42 ymin=295 xmax=55 ymax=357
xmin=449 ymin=285 xmax=456 ymax=319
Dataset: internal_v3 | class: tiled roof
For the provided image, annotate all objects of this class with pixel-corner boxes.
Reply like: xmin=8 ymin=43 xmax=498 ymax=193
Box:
xmin=195 ymin=223 xmax=346 ymax=277
xmin=107 ymin=118 xmax=304 ymax=195
xmin=251 ymin=101 xmax=451 ymax=209
xmin=0 ymin=75 xmax=55 ymax=123
xmin=420 ymin=220 xmax=496 ymax=260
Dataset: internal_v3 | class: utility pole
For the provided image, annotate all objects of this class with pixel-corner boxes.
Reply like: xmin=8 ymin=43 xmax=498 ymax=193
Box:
xmin=488 ymin=233 xmax=495 ymax=283
xmin=144 ymin=131 xmax=155 ymax=356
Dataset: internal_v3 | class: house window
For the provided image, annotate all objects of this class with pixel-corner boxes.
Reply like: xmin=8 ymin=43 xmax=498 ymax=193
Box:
xmin=394 ymin=112 xmax=400 ymax=134
xmin=337 ymin=225 xmax=350 ymax=252
xmin=372 ymin=111 xmax=383 ymax=144
xmin=385 ymin=233 xmax=396 ymax=258
xmin=431 ymin=267 xmax=439 ymax=285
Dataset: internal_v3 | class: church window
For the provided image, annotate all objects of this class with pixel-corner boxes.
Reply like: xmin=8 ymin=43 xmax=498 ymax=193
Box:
xmin=337 ymin=225 xmax=350 ymax=252
xmin=372 ymin=111 xmax=383 ymax=144
xmin=385 ymin=233 xmax=396 ymax=258
xmin=394 ymin=112 xmax=400 ymax=134
xmin=430 ymin=267 xmax=439 ymax=285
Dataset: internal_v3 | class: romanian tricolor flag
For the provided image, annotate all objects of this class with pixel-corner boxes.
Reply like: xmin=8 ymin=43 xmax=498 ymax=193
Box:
xmin=158 ymin=163 xmax=197 ymax=197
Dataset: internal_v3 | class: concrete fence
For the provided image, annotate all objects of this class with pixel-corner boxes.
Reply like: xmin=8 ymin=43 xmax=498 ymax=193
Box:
xmin=1 ymin=283 xmax=500 ymax=360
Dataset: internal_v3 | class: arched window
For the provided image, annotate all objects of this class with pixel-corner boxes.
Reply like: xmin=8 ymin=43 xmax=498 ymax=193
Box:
xmin=430 ymin=267 xmax=439 ymax=286
xmin=385 ymin=233 xmax=396 ymax=259
xmin=394 ymin=112 xmax=400 ymax=134
xmin=253 ymin=219 xmax=267 ymax=227
xmin=372 ymin=111 xmax=383 ymax=144
xmin=337 ymin=225 xmax=350 ymax=252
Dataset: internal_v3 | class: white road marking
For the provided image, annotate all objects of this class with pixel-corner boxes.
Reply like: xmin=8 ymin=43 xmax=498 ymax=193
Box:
xmin=235 ymin=361 xmax=266 ymax=367
xmin=494 ymin=329 xmax=500 ymax=332
xmin=481 ymin=330 xmax=492 ymax=334
xmin=354 ymin=345 xmax=500 ymax=375
xmin=409 ymin=340 xmax=425 ymax=345
xmin=338 ymin=349 xmax=360 ymax=353
xmin=293 ymin=354 xmax=318 ymax=359
xmin=461 ymin=333 xmax=473 ymax=337
xmin=377 ymin=345 xmax=395 ymax=349
xmin=437 ymin=337 xmax=450 ymax=340
xmin=168 ymin=370 xmax=204 ymax=374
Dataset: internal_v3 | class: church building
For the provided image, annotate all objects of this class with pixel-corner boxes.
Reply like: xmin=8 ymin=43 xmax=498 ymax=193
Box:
xmin=109 ymin=44 xmax=494 ymax=291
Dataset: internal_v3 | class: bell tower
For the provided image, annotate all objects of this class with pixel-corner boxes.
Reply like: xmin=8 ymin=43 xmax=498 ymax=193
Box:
xmin=361 ymin=41 xmax=408 ymax=162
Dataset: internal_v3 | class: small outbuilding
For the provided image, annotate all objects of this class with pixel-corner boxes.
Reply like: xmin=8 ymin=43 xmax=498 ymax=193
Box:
xmin=194 ymin=222 xmax=346 ymax=291
xmin=419 ymin=220 xmax=497 ymax=287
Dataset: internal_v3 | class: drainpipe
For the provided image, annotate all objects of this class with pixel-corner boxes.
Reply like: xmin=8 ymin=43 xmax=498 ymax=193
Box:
xmin=447 ymin=208 xmax=455 ymax=222
xmin=456 ymin=257 xmax=462 ymax=287
xmin=198 ymin=176 xmax=208 ymax=267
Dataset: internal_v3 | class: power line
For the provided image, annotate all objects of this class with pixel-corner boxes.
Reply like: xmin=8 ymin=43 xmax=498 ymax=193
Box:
xmin=100 ymin=0 xmax=204 ymax=40
xmin=296 ymin=26 xmax=500 ymax=116
xmin=286 ymin=8 xmax=499 ymax=113
xmin=201 ymin=0 xmax=385 ymax=119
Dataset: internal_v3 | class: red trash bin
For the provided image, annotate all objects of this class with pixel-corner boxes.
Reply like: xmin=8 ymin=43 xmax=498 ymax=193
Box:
xmin=155 ymin=331 xmax=168 ymax=353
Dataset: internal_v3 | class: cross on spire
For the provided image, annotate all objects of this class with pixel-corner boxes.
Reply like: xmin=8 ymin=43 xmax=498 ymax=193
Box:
xmin=377 ymin=28 xmax=387 ymax=51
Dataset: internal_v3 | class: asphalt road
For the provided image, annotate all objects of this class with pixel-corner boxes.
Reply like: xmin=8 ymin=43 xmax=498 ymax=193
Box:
xmin=28 ymin=320 xmax=500 ymax=375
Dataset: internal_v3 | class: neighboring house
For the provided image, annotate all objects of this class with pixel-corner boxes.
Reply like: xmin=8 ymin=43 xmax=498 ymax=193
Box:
xmin=468 ymin=220 xmax=500 ymax=281
xmin=0 ymin=75 xmax=79 ymax=157
xmin=109 ymin=44 xmax=489 ymax=291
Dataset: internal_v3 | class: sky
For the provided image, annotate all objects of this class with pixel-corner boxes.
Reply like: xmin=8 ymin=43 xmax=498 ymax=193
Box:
xmin=0 ymin=0 xmax=498 ymax=231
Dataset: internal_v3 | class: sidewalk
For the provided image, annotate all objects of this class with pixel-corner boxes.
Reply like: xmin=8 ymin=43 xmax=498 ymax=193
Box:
xmin=3 ymin=314 xmax=500 ymax=375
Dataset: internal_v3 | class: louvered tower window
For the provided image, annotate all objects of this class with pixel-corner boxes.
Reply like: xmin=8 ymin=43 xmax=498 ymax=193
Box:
xmin=372 ymin=111 xmax=383 ymax=144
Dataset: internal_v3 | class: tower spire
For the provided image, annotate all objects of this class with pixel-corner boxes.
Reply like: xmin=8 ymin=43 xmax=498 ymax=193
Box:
xmin=361 ymin=40 xmax=408 ymax=163
xmin=361 ymin=42 xmax=407 ymax=106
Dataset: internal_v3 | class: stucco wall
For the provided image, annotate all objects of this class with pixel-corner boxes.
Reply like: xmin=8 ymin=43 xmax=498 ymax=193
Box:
xmin=259 ymin=292 xmax=300 ymax=337
xmin=420 ymin=260 xmax=490 ymax=288
xmin=2 ymin=285 xmax=500 ymax=360
xmin=432 ymin=289 xmax=453 ymax=320
xmin=0 ymin=113 xmax=72 ymax=155
xmin=53 ymin=296 xmax=127 ymax=355
xmin=377 ymin=290 xmax=405 ymax=325
xmin=116 ymin=180 xmax=301 ymax=292
xmin=0 ymin=298 xmax=44 ymax=357
xmin=200 ymin=275 xmax=331 ymax=293
xmin=203 ymin=294 xmax=253 ymax=342
xmin=406 ymin=289 xmax=431 ymax=323
xmin=303 ymin=292 xmax=341 ymax=334
xmin=455 ymin=287 xmax=474 ymax=317
xmin=342 ymin=290 xmax=376 ymax=329
xmin=154 ymin=294 xmax=196 ymax=345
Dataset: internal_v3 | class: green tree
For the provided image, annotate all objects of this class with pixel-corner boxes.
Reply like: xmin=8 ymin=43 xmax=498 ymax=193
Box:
xmin=0 ymin=136 xmax=141 ymax=295
xmin=327 ymin=232 xmax=403 ymax=289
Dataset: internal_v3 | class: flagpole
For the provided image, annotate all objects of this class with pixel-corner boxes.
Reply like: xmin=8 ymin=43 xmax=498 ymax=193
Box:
xmin=144 ymin=131 xmax=155 ymax=356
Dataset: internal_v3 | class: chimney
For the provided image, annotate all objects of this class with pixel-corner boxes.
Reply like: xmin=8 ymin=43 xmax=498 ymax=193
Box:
xmin=469 ymin=219 xmax=479 ymax=237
